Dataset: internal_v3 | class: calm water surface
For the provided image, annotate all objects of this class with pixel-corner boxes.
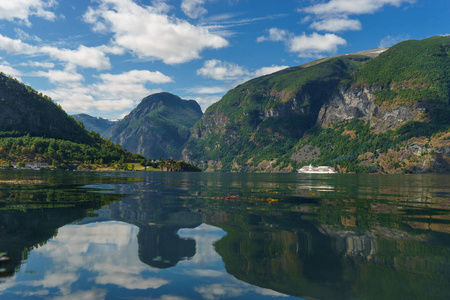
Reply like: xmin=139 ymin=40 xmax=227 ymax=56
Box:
xmin=0 ymin=170 xmax=449 ymax=300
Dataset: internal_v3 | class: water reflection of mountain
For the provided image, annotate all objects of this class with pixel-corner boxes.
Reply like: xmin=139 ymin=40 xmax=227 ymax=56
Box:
xmin=105 ymin=185 xmax=202 ymax=269
xmin=0 ymin=187 xmax=120 ymax=279
xmin=211 ymin=211 xmax=450 ymax=300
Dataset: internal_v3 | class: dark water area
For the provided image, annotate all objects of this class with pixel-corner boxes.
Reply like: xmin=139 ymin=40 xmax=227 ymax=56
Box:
xmin=0 ymin=170 xmax=449 ymax=300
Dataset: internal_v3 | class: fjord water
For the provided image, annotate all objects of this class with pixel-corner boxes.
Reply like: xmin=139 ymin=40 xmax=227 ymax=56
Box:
xmin=0 ymin=171 xmax=449 ymax=300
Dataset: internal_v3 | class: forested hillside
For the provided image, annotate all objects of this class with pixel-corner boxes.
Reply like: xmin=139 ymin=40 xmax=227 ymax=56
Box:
xmin=0 ymin=74 xmax=140 ymax=169
xmin=183 ymin=36 xmax=450 ymax=173
xmin=0 ymin=73 xmax=92 ymax=144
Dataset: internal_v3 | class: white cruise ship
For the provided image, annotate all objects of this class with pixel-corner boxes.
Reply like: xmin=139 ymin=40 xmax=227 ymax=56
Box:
xmin=297 ymin=164 xmax=337 ymax=174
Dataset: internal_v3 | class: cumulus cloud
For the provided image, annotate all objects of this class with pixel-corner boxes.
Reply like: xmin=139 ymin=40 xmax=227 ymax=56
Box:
xmin=40 ymin=69 xmax=170 ymax=117
xmin=197 ymin=59 xmax=249 ymax=81
xmin=0 ymin=34 xmax=111 ymax=70
xmin=0 ymin=0 xmax=57 ymax=26
xmin=33 ymin=69 xmax=84 ymax=84
xmin=98 ymin=70 xmax=173 ymax=85
xmin=83 ymin=0 xmax=228 ymax=64
xmin=41 ymin=45 xmax=111 ymax=71
xmin=289 ymin=32 xmax=347 ymax=56
xmin=258 ymin=29 xmax=346 ymax=57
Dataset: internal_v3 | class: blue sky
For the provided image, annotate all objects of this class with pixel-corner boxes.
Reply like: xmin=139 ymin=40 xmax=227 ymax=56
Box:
xmin=0 ymin=0 xmax=448 ymax=119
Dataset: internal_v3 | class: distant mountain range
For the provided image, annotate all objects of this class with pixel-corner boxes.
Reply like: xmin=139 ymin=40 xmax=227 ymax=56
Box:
xmin=74 ymin=92 xmax=203 ymax=160
xmin=71 ymin=114 xmax=118 ymax=138
xmin=71 ymin=36 xmax=449 ymax=173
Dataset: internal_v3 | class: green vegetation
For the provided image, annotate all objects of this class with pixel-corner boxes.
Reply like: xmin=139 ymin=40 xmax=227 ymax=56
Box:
xmin=0 ymin=78 xmax=201 ymax=172
xmin=355 ymin=36 xmax=450 ymax=106
xmin=186 ymin=56 xmax=370 ymax=172
xmin=0 ymin=73 xmax=92 ymax=144
xmin=185 ymin=36 xmax=449 ymax=173
xmin=0 ymin=132 xmax=139 ymax=169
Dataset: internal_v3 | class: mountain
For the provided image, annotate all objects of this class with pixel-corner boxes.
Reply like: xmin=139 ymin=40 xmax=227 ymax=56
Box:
xmin=109 ymin=92 xmax=203 ymax=160
xmin=0 ymin=73 xmax=139 ymax=168
xmin=0 ymin=73 xmax=92 ymax=144
xmin=72 ymin=113 xmax=118 ymax=138
xmin=183 ymin=36 xmax=450 ymax=173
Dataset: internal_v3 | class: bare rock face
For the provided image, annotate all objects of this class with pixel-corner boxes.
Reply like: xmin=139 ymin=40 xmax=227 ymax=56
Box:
xmin=317 ymin=86 xmax=378 ymax=125
xmin=317 ymin=85 xmax=423 ymax=132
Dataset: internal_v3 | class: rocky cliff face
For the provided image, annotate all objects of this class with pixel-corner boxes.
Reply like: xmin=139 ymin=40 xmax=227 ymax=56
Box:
xmin=110 ymin=92 xmax=202 ymax=159
xmin=317 ymin=86 xmax=424 ymax=133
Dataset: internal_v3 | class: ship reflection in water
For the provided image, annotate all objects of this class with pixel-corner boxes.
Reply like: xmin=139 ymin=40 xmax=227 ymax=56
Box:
xmin=0 ymin=171 xmax=448 ymax=300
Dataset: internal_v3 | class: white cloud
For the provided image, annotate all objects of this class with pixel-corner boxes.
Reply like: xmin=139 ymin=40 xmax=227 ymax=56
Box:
xmin=0 ymin=62 xmax=23 ymax=81
xmin=289 ymin=32 xmax=347 ymax=56
xmin=181 ymin=0 xmax=208 ymax=19
xmin=83 ymin=0 xmax=228 ymax=64
xmin=0 ymin=222 xmax=170 ymax=298
xmin=256 ymin=28 xmax=288 ymax=43
xmin=98 ymin=70 xmax=173 ymax=85
xmin=301 ymin=0 xmax=415 ymax=34
xmin=310 ymin=18 xmax=362 ymax=32
xmin=197 ymin=60 xmax=288 ymax=82
xmin=303 ymin=0 xmax=415 ymax=16
xmin=21 ymin=60 xmax=55 ymax=69
xmin=378 ymin=34 xmax=410 ymax=48
xmin=197 ymin=59 xmax=249 ymax=81
xmin=195 ymin=284 xmax=245 ymax=300
xmin=253 ymin=65 xmax=288 ymax=77
xmin=0 ymin=0 xmax=57 ymax=26
xmin=0 ymin=33 xmax=36 ymax=54
xmin=257 ymin=29 xmax=346 ymax=57
xmin=40 ymin=69 xmax=170 ymax=117
xmin=0 ymin=34 xmax=111 ymax=70
xmin=41 ymin=45 xmax=111 ymax=71
xmin=33 ymin=69 xmax=84 ymax=84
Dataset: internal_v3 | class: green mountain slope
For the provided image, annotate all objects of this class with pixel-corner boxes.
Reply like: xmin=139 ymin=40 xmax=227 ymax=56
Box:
xmin=183 ymin=36 xmax=450 ymax=173
xmin=0 ymin=74 xmax=139 ymax=168
xmin=0 ymin=73 xmax=92 ymax=144
xmin=184 ymin=55 xmax=372 ymax=171
xmin=72 ymin=113 xmax=118 ymax=138
xmin=109 ymin=92 xmax=203 ymax=160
